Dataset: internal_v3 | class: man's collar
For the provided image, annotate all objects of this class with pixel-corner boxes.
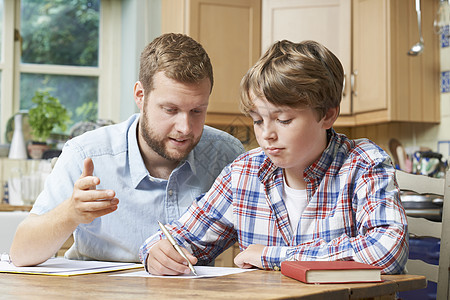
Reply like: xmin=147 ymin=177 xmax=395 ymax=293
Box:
xmin=183 ymin=150 xmax=197 ymax=175
xmin=128 ymin=115 xmax=149 ymax=188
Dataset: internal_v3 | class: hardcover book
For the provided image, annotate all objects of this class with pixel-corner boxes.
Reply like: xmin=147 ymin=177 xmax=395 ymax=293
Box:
xmin=280 ymin=261 xmax=382 ymax=284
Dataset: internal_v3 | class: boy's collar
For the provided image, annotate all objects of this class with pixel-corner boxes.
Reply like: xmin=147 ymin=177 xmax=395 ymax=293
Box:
xmin=326 ymin=128 xmax=333 ymax=144
xmin=258 ymin=153 xmax=279 ymax=184
xmin=303 ymin=128 xmax=338 ymax=180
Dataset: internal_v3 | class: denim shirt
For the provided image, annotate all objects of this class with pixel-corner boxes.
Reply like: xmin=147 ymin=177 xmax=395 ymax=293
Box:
xmin=31 ymin=114 xmax=244 ymax=262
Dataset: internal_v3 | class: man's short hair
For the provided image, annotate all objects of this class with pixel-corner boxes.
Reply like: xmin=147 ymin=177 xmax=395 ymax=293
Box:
xmin=139 ymin=33 xmax=213 ymax=93
xmin=240 ymin=40 xmax=344 ymax=120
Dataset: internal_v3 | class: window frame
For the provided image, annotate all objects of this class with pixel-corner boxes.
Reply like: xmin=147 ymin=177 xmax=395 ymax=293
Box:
xmin=0 ymin=0 xmax=121 ymax=143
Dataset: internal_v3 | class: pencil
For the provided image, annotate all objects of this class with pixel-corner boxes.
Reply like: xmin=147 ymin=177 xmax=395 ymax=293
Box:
xmin=157 ymin=221 xmax=198 ymax=276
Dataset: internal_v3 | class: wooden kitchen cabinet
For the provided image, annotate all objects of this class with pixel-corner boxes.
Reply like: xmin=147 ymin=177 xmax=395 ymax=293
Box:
xmin=261 ymin=0 xmax=352 ymax=115
xmin=261 ymin=0 xmax=440 ymax=126
xmin=351 ymin=0 xmax=388 ymax=116
xmin=162 ymin=0 xmax=261 ymax=126
xmin=344 ymin=0 xmax=440 ymax=126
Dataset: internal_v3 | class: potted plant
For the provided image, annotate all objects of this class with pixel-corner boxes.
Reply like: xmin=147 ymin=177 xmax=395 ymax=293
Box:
xmin=27 ymin=90 xmax=70 ymax=159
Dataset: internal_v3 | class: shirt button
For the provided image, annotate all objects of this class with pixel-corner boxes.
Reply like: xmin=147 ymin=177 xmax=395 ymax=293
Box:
xmin=168 ymin=190 xmax=173 ymax=196
xmin=273 ymin=266 xmax=280 ymax=271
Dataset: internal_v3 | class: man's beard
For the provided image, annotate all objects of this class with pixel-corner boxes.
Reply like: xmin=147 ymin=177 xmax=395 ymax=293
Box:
xmin=140 ymin=110 xmax=200 ymax=162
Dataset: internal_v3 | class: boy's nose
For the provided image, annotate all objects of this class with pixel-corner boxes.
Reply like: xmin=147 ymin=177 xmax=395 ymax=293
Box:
xmin=261 ymin=124 xmax=276 ymax=140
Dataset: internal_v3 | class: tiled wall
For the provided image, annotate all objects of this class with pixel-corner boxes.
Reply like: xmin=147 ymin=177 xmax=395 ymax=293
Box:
xmin=413 ymin=26 xmax=450 ymax=159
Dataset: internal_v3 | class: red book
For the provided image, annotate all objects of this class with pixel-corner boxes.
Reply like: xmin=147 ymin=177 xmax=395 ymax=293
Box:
xmin=281 ymin=261 xmax=383 ymax=284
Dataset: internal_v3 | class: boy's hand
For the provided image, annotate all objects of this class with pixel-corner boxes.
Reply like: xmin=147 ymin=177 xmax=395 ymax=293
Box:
xmin=234 ymin=244 xmax=264 ymax=269
xmin=68 ymin=158 xmax=119 ymax=224
xmin=146 ymin=239 xmax=198 ymax=275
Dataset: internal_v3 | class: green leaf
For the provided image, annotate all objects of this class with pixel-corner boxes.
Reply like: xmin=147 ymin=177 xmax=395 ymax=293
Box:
xmin=28 ymin=90 xmax=70 ymax=142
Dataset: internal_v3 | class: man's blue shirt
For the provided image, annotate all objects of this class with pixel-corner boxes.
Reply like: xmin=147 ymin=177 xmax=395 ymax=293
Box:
xmin=31 ymin=114 xmax=244 ymax=262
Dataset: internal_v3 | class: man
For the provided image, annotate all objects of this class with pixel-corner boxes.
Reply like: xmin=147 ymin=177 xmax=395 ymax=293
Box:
xmin=10 ymin=33 xmax=245 ymax=266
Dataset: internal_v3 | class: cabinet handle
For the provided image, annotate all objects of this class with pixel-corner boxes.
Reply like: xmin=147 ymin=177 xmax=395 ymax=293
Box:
xmin=351 ymin=70 xmax=358 ymax=97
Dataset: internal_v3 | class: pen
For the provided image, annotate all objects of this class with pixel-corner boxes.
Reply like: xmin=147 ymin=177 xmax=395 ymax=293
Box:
xmin=157 ymin=221 xmax=198 ymax=276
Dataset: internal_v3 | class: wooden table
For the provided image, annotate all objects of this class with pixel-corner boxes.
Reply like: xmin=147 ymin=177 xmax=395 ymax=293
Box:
xmin=0 ymin=268 xmax=426 ymax=299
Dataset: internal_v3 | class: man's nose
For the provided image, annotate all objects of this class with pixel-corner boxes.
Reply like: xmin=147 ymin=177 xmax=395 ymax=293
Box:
xmin=175 ymin=113 xmax=192 ymax=135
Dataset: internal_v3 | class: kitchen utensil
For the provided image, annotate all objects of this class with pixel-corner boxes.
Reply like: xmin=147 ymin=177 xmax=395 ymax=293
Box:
xmin=389 ymin=139 xmax=401 ymax=168
xmin=396 ymin=146 xmax=408 ymax=172
xmin=389 ymin=138 xmax=412 ymax=172
xmin=400 ymin=191 xmax=443 ymax=222
xmin=415 ymin=151 xmax=445 ymax=177
xmin=408 ymin=0 xmax=425 ymax=56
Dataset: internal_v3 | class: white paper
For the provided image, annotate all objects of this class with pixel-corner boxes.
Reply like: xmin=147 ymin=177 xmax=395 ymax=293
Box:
xmin=110 ymin=266 xmax=257 ymax=279
xmin=0 ymin=257 xmax=143 ymax=276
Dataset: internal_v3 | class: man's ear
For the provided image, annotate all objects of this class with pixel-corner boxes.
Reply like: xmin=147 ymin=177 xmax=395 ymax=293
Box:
xmin=322 ymin=106 xmax=339 ymax=129
xmin=134 ymin=81 xmax=145 ymax=110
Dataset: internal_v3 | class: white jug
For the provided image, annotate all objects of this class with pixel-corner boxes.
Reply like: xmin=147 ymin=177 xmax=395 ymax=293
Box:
xmin=8 ymin=114 xmax=27 ymax=159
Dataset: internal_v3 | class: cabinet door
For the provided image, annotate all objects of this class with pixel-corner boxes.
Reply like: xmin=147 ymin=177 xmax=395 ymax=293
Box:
xmin=262 ymin=0 xmax=351 ymax=115
xmin=352 ymin=0 xmax=388 ymax=114
xmin=188 ymin=0 xmax=261 ymax=115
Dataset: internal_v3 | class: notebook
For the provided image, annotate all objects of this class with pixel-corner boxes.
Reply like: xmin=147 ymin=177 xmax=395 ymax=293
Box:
xmin=0 ymin=256 xmax=142 ymax=276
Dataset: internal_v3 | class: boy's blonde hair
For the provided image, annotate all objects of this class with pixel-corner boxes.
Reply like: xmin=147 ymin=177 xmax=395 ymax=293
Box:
xmin=240 ymin=40 xmax=344 ymax=120
xmin=139 ymin=33 xmax=213 ymax=93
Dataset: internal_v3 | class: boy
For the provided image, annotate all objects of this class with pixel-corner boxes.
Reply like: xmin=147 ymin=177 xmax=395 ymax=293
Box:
xmin=139 ymin=40 xmax=408 ymax=275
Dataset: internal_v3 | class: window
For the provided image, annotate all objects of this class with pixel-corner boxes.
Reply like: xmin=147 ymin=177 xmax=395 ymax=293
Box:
xmin=0 ymin=0 xmax=121 ymax=142
xmin=19 ymin=0 xmax=100 ymax=126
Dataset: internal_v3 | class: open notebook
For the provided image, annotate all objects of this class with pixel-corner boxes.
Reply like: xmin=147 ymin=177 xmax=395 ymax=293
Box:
xmin=0 ymin=256 xmax=142 ymax=276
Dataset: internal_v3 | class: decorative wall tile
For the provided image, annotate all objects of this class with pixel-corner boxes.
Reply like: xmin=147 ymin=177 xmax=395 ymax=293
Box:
xmin=442 ymin=71 xmax=450 ymax=93
xmin=438 ymin=140 xmax=450 ymax=158
xmin=441 ymin=25 xmax=449 ymax=48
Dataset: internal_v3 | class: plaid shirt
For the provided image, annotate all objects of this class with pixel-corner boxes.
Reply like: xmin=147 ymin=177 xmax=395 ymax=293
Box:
xmin=140 ymin=129 xmax=408 ymax=274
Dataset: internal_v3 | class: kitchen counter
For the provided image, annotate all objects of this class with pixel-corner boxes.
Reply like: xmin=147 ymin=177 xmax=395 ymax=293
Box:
xmin=0 ymin=204 xmax=32 ymax=211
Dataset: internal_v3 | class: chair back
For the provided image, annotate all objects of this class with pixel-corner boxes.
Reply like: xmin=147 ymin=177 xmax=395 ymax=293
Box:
xmin=396 ymin=170 xmax=449 ymax=300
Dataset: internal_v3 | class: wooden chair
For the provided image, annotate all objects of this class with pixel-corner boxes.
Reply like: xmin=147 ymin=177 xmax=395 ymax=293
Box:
xmin=396 ymin=170 xmax=450 ymax=300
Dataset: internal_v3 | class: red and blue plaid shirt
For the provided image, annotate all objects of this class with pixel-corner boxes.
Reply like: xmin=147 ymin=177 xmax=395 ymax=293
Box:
xmin=140 ymin=129 xmax=408 ymax=274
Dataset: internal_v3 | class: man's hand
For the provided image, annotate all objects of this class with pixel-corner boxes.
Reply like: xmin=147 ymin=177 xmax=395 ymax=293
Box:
xmin=9 ymin=157 xmax=119 ymax=267
xmin=234 ymin=244 xmax=265 ymax=269
xmin=146 ymin=239 xmax=198 ymax=276
xmin=68 ymin=158 xmax=119 ymax=224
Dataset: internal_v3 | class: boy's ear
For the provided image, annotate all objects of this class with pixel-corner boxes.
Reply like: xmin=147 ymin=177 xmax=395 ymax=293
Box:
xmin=134 ymin=81 xmax=145 ymax=110
xmin=322 ymin=106 xmax=339 ymax=129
